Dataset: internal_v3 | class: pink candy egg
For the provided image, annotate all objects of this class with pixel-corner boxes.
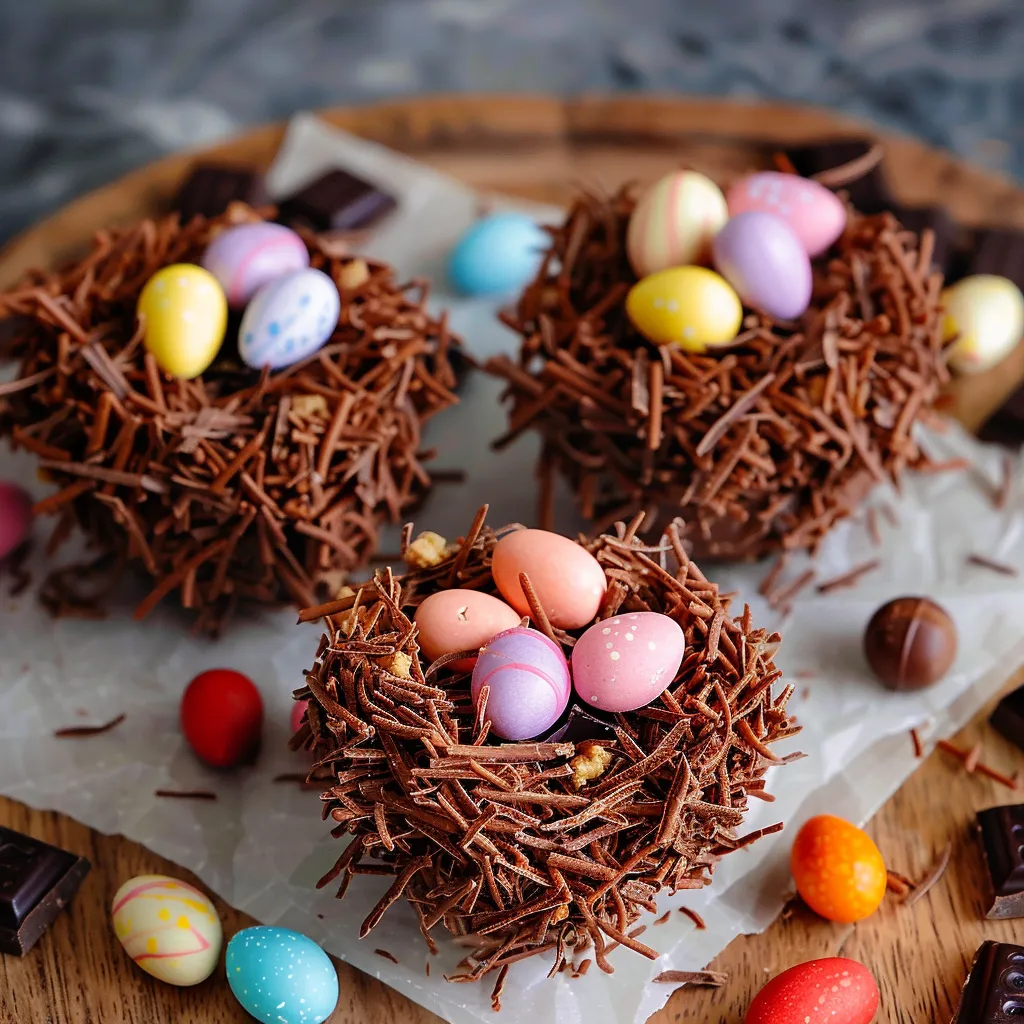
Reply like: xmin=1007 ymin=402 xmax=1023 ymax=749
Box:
xmin=290 ymin=699 xmax=308 ymax=735
xmin=202 ymin=223 xmax=309 ymax=307
xmin=471 ymin=627 xmax=571 ymax=741
xmin=726 ymin=172 xmax=846 ymax=257
xmin=491 ymin=530 xmax=606 ymax=631
xmin=712 ymin=211 xmax=812 ymax=321
xmin=0 ymin=481 xmax=32 ymax=560
xmin=414 ymin=589 xmax=522 ymax=671
xmin=572 ymin=612 xmax=685 ymax=713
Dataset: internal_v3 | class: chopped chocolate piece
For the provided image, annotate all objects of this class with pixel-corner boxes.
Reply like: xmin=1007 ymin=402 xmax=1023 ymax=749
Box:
xmin=991 ymin=684 xmax=1024 ymax=752
xmin=953 ymin=940 xmax=1024 ymax=1021
xmin=977 ymin=805 xmax=1024 ymax=919
xmin=970 ymin=228 xmax=1024 ymax=291
xmin=0 ymin=826 xmax=90 ymax=955
xmin=784 ymin=138 xmax=894 ymax=213
xmin=175 ymin=164 xmax=269 ymax=221
xmin=979 ymin=384 xmax=1024 ymax=448
xmin=863 ymin=596 xmax=957 ymax=691
xmin=279 ymin=169 xmax=397 ymax=232
xmin=543 ymin=704 xmax=616 ymax=745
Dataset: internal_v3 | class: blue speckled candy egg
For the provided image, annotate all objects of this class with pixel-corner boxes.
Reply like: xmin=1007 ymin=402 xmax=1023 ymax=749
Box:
xmin=448 ymin=212 xmax=549 ymax=296
xmin=238 ymin=268 xmax=340 ymax=371
xmin=226 ymin=926 xmax=338 ymax=1024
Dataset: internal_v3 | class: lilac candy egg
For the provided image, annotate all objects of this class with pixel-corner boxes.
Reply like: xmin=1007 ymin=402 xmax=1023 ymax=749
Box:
xmin=712 ymin=211 xmax=812 ymax=321
xmin=202 ymin=223 xmax=309 ymax=307
xmin=572 ymin=612 xmax=685 ymax=713
xmin=0 ymin=481 xmax=32 ymax=561
xmin=471 ymin=627 xmax=571 ymax=741
xmin=238 ymin=267 xmax=341 ymax=371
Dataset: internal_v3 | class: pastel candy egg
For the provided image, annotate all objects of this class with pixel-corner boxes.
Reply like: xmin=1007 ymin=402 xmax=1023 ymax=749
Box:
xmin=942 ymin=274 xmax=1024 ymax=374
xmin=0 ymin=481 xmax=32 ymax=560
xmin=414 ymin=589 xmax=522 ymax=671
xmin=572 ymin=612 xmax=685 ymax=712
xmin=111 ymin=874 xmax=222 ymax=986
xmin=449 ymin=212 xmax=549 ymax=296
xmin=727 ymin=171 xmax=847 ymax=257
xmin=746 ymin=957 xmax=879 ymax=1024
xmin=627 ymin=170 xmax=728 ymax=277
xmin=202 ymin=222 xmax=309 ymax=307
xmin=239 ymin=268 xmax=341 ymax=371
xmin=491 ymin=529 xmax=606 ymax=631
xmin=471 ymin=627 xmax=572 ymax=740
xmin=712 ymin=211 xmax=812 ymax=321
xmin=626 ymin=266 xmax=742 ymax=352
xmin=137 ymin=264 xmax=227 ymax=379
xmin=227 ymin=926 xmax=338 ymax=1024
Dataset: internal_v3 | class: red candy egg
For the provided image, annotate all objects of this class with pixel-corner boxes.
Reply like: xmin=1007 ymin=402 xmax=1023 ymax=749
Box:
xmin=290 ymin=699 xmax=308 ymax=735
xmin=746 ymin=958 xmax=879 ymax=1024
xmin=180 ymin=669 xmax=263 ymax=768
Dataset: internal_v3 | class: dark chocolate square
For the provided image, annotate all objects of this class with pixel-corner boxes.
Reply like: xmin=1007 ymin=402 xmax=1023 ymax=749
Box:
xmin=278 ymin=169 xmax=397 ymax=232
xmin=969 ymin=229 xmax=1024 ymax=292
xmin=979 ymin=384 xmax=1024 ymax=448
xmin=991 ymin=685 xmax=1024 ymax=750
xmin=542 ymin=704 xmax=616 ymax=745
xmin=784 ymin=138 xmax=894 ymax=214
xmin=175 ymin=164 xmax=269 ymax=222
xmin=953 ymin=940 xmax=1024 ymax=1021
xmin=0 ymin=826 xmax=90 ymax=955
xmin=977 ymin=805 xmax=1024 ymax=919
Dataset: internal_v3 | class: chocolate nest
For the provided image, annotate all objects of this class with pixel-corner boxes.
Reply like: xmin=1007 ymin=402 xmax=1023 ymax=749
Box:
xmin=489 ymin=184 xmax=950 ymax=560
xmin=0 ymin=204 xmax=459 ymax=633
xmin=294 ymin=508 xmax=798 ymax=984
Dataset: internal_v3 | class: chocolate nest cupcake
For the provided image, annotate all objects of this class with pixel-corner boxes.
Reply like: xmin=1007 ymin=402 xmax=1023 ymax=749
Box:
xmin=293 ymin=508 xmax=798 ymax=989
xmin=0 ymin=204 xmax=459 ymax=634
xmin=489 ymin=154 xmax=950 ymax=561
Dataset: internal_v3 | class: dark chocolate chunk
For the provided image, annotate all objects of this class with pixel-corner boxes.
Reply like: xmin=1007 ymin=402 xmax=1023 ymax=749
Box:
xmin=278 ymin=169 xmax=397 ymax=232
xmin=784 ymin=138 xmax=894 ymax=214
xmin=991 ymin=684 xmax=1024 ymax=751
xmin=542 ymin=704 xmax=616 ymax=745
xmin=979 ymin=384 xmax=1024 ymax=448
xmin=977 ymin=805 xmax=1024 ymax=919
xmin=175 ymin=164 xmax=269 ymax=222
xmin=953 ymin=940 xmax=1024 ymax=1021
xmin=862 ymin=596 xmax=957 ymax=691
xmin=0 ymin=826 xmax=90 ymax=955
xmin=969 ymin=229 xmax=1024 ymax=292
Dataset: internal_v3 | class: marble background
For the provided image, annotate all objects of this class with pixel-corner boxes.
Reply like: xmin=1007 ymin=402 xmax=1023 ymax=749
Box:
xmin=0 ymin=0 xmax=1020 ymax=242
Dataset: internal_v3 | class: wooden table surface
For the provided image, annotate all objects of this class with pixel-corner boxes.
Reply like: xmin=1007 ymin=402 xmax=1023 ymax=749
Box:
xmin=1 ymin=94 xmax=1023 ymax=1024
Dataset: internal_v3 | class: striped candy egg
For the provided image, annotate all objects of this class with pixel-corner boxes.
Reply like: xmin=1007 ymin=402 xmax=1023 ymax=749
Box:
xmin=111 ymin=874 xmax=222 ymax=986
xmin=627 ymin=170 xmax=728 ymax=277
xmin=202 ymin=222 xmax=309 ymax=307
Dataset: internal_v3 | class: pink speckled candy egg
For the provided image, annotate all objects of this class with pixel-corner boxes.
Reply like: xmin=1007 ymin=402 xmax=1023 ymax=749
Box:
xmin=572 ymin=612 xmax=685 ymax=713
xmin=415 ymin=589 xmax=522 ymax=671
xmin=290 ymin=699 xmax=308 ymax=735
xmin=202 ymin=223 xmax=309 ymax=307
xmin=471 ymin=627 xmax=571 ymax=741
xmin=0 ymin=481 xmax=32 ymax=560
xmin=726 ymin=172 xmax=846 ymax=257
xmin=491 ymin=529 xmax=606 ymax=631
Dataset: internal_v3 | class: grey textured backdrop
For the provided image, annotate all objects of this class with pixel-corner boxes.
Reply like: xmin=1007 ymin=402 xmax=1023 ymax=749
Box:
xmin=0 ymin=0 xmax=1019 ymax=241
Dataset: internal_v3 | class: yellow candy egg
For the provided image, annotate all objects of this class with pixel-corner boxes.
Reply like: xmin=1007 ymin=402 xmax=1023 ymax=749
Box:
xmin=942 ymin=274 xmax=1024 ymax=374
xmin=137 ymin=264 xmax=227 ymax=379
xmin=627 ymin=170 xmax=728 ymax=277
xmin=626 ymin=266 xmax=743 ymax=352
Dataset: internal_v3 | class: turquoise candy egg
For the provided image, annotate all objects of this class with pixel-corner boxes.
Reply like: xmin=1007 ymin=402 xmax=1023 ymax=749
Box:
xmin=449 ymin=212 xmax=549 ymax=296
xmin=227 ymin=926 xmax=338 ymax=1024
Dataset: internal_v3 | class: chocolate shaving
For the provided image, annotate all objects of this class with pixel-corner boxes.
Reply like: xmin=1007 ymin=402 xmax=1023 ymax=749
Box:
xmin=678 ymin=906 xmax=706 ymax=930
xmin=154 ymin=789 xmax=217 ymax=801
xmin=905 ymin=843 xmax=952 ymax=907
xmin=53 ymin=713 xmax=125 ymax=738
xmin=815 ymin=559 xmax=880 ymax=593
xmin=967 ymin=553 xmax=1019 ymax=578
xmin=910 ymin=727 xmax=924 ymax=759
xmin=653 ymin=969 xmax=728 ymax=987
xmin=938 ymin=740 xmax=1019 ymax=790
xmin=374 ymin=948 xmax=400 ymax=964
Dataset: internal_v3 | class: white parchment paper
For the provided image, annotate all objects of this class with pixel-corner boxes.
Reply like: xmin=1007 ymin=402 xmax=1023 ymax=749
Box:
xmin=2 ymin=113 xmax=1024 ymax=1024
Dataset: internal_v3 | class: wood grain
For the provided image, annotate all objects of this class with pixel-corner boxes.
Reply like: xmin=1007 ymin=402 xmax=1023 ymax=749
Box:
xmin=1 ymin=94 xmax=1022 ymax=1024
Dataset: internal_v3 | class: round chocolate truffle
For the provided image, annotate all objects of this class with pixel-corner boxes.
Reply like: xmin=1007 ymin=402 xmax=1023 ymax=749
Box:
xmin=863 ymin=597 xmax=957 ymax=691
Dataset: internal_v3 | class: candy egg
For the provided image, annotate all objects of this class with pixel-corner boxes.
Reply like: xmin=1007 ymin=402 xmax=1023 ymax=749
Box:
xmin=572 ymin=612 xmax=685 ymax=713
xmin=227 ymin=926 xmax=338 ymax=1024
xmin=111 ymin=874 xmax=222 ymax=986
xmin=790 ymin=814 xmax=887 ymax=923
xmin=414 ymin=589 xmax=522 ymax=671
xmin=0 ymin=481 xmax=32 ymax=560
xmin=137 ymin=264 xmax=227 ymax=379
xmin=491 ymin=529 xmax=606 ymax=631
xmin=727 ymin=171 xmax=847 ymax=257
xmin=180 ymin=668 xmax=263 ymax=768
xmin=626 ymin=266 xmax=743 ymax=352
xmin=449 ymin=212 xmax=549 ymax=296
xmin=942 ymin=274 xmax=1024 ymax=374
xmin=471 ymin=627 xmax=572 ymax=740
xmin=712 ymin=211 xmax=812 ymax=321
xmin=238 ymin=267 xmax=341 ymax=371
xmin=290 ymin=699 xmax=308 ymax=735
xmin=202 ymin=222 xmax=309 ymax=307
xmin=627 ymin=170 xmax=728 ymax=276
xmin=746 ymin=958 xmax=879 ymax=1024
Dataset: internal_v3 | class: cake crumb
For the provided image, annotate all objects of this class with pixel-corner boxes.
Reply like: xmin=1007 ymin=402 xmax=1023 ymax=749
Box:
xmin=570 ymin=742 xmax=614 ymax=788
xmin=383 ymin=651 xmax=413 ymax=680
xmin=291 ymin=394 xmax=329 ymax=419
xmin=405 ymin=531 xmax=449 ymax=568
xmin=339 ymin=258 xmax=370 ymax=291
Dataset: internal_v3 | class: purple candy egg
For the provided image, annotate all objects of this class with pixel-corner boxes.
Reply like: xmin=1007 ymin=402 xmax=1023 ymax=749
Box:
xmin=202 ymin=223 xmax=309 ymax=308
xmin=471 ymin=627 xmax=571 ymax=741
xmin=0 ymin=481 xmax=32 ymax=561
xmin=712 ymin=211 xmax=812 ymax=321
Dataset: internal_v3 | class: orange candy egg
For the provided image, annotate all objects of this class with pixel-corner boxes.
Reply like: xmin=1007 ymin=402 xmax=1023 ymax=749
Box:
xmin=790 ymin=814 xmax=886 ymax=923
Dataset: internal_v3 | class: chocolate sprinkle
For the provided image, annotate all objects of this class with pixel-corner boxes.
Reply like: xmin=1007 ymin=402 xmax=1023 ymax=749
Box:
xmin=154 ymin=789 xmax=218 ymax=801
xmin=298 ymin=508 xmax=796 ymax=980
xmin=53 ymin=713 xmax=125 ymax=738
xmin=0 ymin=205 xmax=460 ymax=634
xmin=966 ymin=553 xmax=1019 ymax=578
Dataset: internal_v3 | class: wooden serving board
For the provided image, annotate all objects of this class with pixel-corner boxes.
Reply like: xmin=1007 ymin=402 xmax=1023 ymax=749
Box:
xmin=1 ymin=94 xmax=1022 ymax=1024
